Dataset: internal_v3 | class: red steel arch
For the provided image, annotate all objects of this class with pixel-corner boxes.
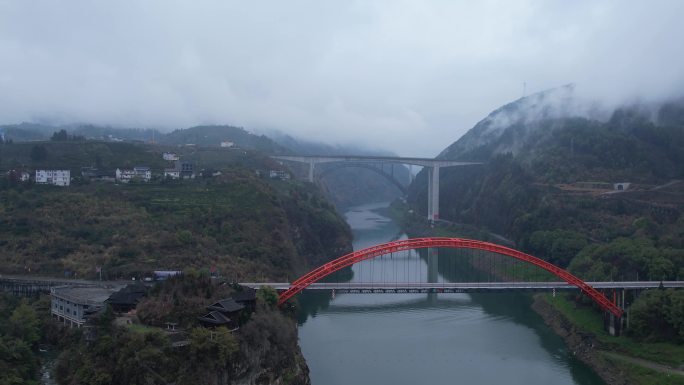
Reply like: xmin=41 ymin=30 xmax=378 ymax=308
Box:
xmin=278 ymin=237 xmax=624 ymax=317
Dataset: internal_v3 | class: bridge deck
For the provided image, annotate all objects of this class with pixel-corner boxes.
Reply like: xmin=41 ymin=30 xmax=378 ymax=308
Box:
xmin=241 ymin=281 xmax=684 ymax=292
xmin=271 ymin=155 xmax=482 ymax=168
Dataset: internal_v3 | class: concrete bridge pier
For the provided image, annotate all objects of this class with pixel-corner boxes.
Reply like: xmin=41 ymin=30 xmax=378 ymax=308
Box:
xmin=308 ymin=159 xmax=315 ymax=183
xmin=605 ymin=312 xmax=622 ymax=336
xmin=427 ymin=166 xmax=440 ymax=222
xmin=271 ymin=155 xmax=481 ymax=222
xmin=427 ymin=248 xmax=439 ymax=302
xmin=604 ymin=288 xmax=627 ymax=336
xmin=427 ymin=248 xmax=439 ymax=284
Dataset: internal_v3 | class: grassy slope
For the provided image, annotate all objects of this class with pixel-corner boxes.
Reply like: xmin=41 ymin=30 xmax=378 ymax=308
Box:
xmin=602 ymin=356 xmax=684 ymax=385
xmin=543 ymin=293 xmax=684 ymax=367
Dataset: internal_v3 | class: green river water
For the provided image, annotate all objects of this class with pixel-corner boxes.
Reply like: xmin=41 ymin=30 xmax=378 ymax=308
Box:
xmin=297 ymin=202 xmax=605 ymax=385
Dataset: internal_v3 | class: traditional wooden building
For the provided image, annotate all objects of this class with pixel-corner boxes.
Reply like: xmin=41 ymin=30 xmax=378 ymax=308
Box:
xmin=198 ymin=297 xmax=247 ymax=328
xmin=106 ymin=282 xmax=148 ymax=312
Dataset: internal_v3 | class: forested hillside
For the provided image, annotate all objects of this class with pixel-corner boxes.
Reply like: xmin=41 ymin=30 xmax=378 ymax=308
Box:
xmin=0 ymin=129 xmax=352 ymax=385
xmin=0 ymin=141 xmax=351 ymax=281
xmin=0 ymin=123 xmax=285 ymax=154
xmin=405 ymin=92 xmax=684 ymax=345
xmin=409 ymin=92 xmax=684 ymax=286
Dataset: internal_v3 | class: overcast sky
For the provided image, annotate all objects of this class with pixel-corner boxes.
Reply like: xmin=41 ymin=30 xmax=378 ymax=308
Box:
xmin=1 ymin=1 xmax=683 ymax=156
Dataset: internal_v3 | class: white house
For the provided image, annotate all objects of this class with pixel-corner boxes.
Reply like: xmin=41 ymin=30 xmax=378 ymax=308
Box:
xmin=164 ymin=168 xmax=180 ymax=179
xmin=220 ymin=141 xmax=235 ymax=148
xmin=35 ymin=169 xmax=71 ymax=186
xmin=134 ymin=166 xmax=152 ymax=181
xmin=115 ymin=168 xmax=135 ymax=183
xmin=116 ymin=167 xmax=151 ymax=183
xmin=614 ymin=182 xmax=631 ymax=191
xmin=162 ymin=152 xmax=179 ymax=161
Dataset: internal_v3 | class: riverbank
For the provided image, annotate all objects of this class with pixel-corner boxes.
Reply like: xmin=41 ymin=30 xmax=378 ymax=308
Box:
xmin=532 ymin=294 xmax=684 ymax=385
xmin=385 ymin=200 xmax=684 ymax=384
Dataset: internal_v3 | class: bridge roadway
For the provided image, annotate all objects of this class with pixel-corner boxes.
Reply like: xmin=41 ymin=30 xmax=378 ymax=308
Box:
xmin=241 ymin=281 xmax=684 ymax=293
xmin=271 ymin=155 xmax=482 ymax=221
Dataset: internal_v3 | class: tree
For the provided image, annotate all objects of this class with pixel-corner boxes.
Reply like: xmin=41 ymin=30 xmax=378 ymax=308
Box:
xmin=8 ymin=302 xmax=40 ymax=345
xmin=51 ymin=129 xmax=68 ymax=141
xmin=29 ymin=145 xmax=47 ymax=162
xmin=257 ymin=286 xmax=279 ymax=308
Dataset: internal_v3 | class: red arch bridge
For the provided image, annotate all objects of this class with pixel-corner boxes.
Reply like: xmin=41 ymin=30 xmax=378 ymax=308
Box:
xmin=241 ymin=238 xmax=684 ymax=319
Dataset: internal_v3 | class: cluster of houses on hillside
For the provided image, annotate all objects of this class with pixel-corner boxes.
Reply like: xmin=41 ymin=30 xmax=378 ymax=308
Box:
xmin=6 ymin=149 xmax=297 ymax=186
xmin=3 ymin=152 xmax=200 ymax=187
xmin=1 ymin=169 xmax=72 ymax=186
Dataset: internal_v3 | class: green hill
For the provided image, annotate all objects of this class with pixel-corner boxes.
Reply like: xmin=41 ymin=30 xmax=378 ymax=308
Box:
xmin=409 ymin=92 xmax=684 ymax=284
xmin=0 ymin=159 xmax=351 ymax=281
xmin=0 ymin=140 xmax=168 ymax=172
xmin=158 ymin=125 xmax=288 ymax=153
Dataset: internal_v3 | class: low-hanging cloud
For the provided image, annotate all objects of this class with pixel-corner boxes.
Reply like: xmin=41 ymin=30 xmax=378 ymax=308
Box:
xmin=1 ymin=0 xmax=683 ymax=156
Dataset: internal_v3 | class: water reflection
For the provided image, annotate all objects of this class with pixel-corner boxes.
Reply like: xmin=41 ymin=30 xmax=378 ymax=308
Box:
xmin=297 ymin=202 xmax=605 ymax=385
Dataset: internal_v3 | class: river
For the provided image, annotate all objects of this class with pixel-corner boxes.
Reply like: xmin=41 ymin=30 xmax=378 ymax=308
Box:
xmin=297 ymin=201 xmax=605 ymax=385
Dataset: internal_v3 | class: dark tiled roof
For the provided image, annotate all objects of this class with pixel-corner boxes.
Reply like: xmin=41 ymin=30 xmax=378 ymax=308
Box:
xmin=232 ymin=288 xmax=256 ymax=303
xmin=107 ymin=291 xmax=144 ymax=306
xmin=198 ymin=311 xmax=231 ymax=325
xmin=107 ymin=283 xmax=148 ymax=305
xmin=120 ymin=283 xmax=148 ymax=294
xmin=208 ymin=299 xmax=244 ymax=313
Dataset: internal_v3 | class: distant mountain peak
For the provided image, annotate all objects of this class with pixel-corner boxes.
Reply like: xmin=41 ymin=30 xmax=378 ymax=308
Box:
xmin=439 ymin=84 xmax=609 ymax=160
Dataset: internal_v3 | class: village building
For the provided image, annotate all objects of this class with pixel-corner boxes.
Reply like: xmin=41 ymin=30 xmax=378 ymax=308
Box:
xmin=50 ymin=286 xmax=117 ymax=328
xmin=614 ymin=182 xmax=631 ymax=191
xmin=198 ymin=311 xmax=234 ymax=328
xmin=153 ymin=270 xmax=182 ymax=280
xmin=163 ymin=161 xmax=196 ymax=179
xmin=164 ymin=168 xmax=180 ymax=179
xmin=198 ymin=298 xmax=245 ymax=328
xmin=116 ymin=166 xmax=151 ymax=183
xmin=81 ymin=167 xmax=116 ymax=182
xmin=197 ymin=288 xmax=256 ymax=328
xmin=134 ymin=166 xmax=152 ymax=181
xmin=35 ymin=169 xmax=71 ymax=186
xmin=106 ymin=282 xmax=148 ymax=312
xmin=115 ymin=168 xmax=135 ymax=183
xmin=162 ymin=152 xmax=180 ymax=161
xmin=6 ymin=169 xmax=30 ymax=182
xmin=178 ymin=161 xmax=195 ymax=179
xmin=232 ymin=288 xmax=257 ymax=311
xmin=207 ymin=298 xmax=244 ymax=314
xmin=220 ymin=141 xmax=235 ymax=148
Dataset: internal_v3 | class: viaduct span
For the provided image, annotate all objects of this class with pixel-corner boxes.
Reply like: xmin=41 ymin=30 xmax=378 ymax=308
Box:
xmin=272 ymin=155 xmax=481 ymax=221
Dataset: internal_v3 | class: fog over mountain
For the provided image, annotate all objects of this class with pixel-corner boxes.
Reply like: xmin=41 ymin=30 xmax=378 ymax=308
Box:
xmin=1 ymin=1 xmax=683 ymax=156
